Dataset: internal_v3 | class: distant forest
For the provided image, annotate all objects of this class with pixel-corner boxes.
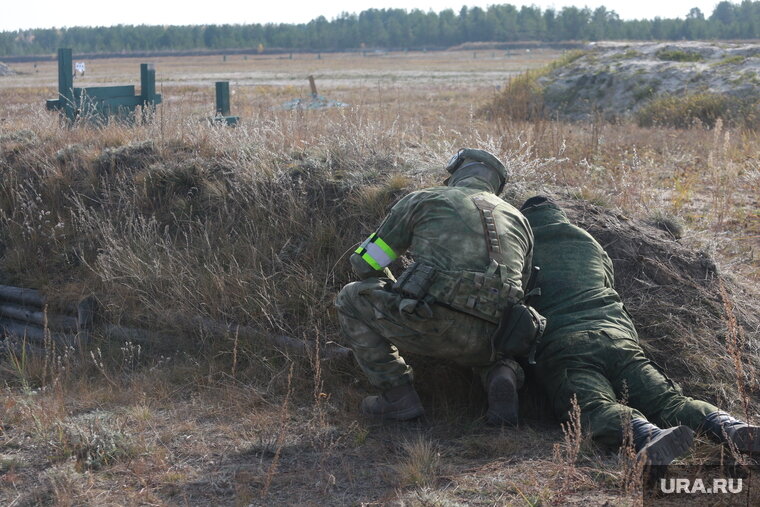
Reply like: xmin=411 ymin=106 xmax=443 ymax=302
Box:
xmin=1 ymin=1 xmax=759 ymax=57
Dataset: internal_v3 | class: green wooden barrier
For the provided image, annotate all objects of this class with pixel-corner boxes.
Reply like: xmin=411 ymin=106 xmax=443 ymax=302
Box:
xmin=46 ymin=48 xmax=162 ymax=124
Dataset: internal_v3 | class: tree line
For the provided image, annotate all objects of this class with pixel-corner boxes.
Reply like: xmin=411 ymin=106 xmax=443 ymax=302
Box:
xmin=1 ymin=1 xmax=759 ymax=57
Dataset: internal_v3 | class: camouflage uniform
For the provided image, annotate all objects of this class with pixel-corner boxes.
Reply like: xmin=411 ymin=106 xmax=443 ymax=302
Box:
xmin=522 ymin=200 xmax=718 ymax=447
xmin=336 ymin=177 xmax=533 ymax=391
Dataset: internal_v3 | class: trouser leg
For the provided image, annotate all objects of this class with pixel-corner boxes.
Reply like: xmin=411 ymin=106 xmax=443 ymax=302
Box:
xmin=606 ymin=333 xmax=719 ymax=431
xmin=337 ymin=277 xmax=507 ymax=387
xmin=336 ymin=280 xmax=413 ymax=390
xmin=555 ymin=367 xmax=645 ymax=447
xmin=474 ymin=358 xmax=525 ymax=389
xmin=337 ymin=312 xmax=413 ymax=390
xmin=536 ymin=332 xmax=645 ymax=448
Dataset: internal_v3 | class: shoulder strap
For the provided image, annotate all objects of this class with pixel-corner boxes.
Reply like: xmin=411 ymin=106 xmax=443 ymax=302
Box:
xmin=470 ymin=194 xmax=505 ymax=266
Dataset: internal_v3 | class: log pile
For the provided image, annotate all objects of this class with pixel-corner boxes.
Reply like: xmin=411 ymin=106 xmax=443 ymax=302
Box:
xmin=0 ymin=284 xmax=351 ymax=362
xmin=0 ymin=284 xmax=94 ymax=352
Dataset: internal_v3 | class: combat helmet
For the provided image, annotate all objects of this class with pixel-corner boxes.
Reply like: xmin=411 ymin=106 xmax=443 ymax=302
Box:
xmin=444 ymin=148 xmax=509 ymax=194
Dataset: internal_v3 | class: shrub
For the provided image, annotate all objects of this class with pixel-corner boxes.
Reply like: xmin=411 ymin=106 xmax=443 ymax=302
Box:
xmin=484 ymin=50 xmax=587 ymax=121
xmin=655 ymin=49 xmax=704 ymax=62
xmin=715 ymin=55 xmax=746 ymax=66
xmin=636 ymin=93 xmax=760 ymax=129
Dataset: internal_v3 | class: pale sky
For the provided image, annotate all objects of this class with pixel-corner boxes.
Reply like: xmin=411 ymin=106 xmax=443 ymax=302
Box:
xmin=2 ymin=1 xmax=724 ymax=32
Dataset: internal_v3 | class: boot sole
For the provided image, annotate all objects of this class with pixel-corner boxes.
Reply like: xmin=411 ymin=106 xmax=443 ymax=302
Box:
xmin=640 ymin=425 xmax=694 ymax=466
xmin=486 ymin=376 xmax=518 ymax=426
xmin=360 ymin=398 xmax=425 ymax=421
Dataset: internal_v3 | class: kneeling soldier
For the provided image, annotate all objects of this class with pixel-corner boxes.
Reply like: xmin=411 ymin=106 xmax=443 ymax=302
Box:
xmin=336 ymin=149 xmax=544 ymax=425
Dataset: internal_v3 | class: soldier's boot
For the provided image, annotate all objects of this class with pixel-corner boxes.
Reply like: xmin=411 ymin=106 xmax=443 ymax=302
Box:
xmin=632 ymin=418 xmax=694 ymax=466
xmin=360 ymin=383 xmax=425 ymax=421
xmin=485 ymin=364 xmax=519 ymax=426
xmin=702 ymin=411 xmax=760 ymax=454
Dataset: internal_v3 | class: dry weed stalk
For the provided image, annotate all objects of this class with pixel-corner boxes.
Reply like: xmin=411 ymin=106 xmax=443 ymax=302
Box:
xmin=552 ymin=394 xmax=585 ymax=497
xmin=717 ymin=280 xmax=756 ymax=466
xmin=617 ymin=413 xmax=645 ymax=495
xmin=718 ymin=280 xmax=751 ymax=421
xmin=260 ymin=362 xmax=294 ymax=499
xmin=707 ymin=119 xmax=740 ymax=229
xmin=230 ymin=324 xmax=239 ymax=379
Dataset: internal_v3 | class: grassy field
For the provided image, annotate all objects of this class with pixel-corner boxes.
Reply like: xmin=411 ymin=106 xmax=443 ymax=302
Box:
xmin=1 ymin=49 xmax=559 ymax=120
xmin=0 ymin=49 xmax=759 ymax=505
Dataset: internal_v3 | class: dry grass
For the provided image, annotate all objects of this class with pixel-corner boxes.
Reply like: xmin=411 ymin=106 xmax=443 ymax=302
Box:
xmin=0 ymin=49 xmax=759 ymax=505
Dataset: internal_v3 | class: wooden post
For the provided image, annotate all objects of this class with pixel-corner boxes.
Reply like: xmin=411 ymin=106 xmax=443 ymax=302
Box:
xmin=215 ymin=81 xmax=231 ymax=116
xmin=208 ymin=82 xmax=238 ymax=126
xmin=57 ymin=48 xmax=75 ymax=122
xmin=75 ymin=295 xmax=96 ymax=346
xmin=76 ymin=295 xmax=97 ymax=332
xmin=308 ymin=75 xmax=318 ymax=97
xmin=140 ymin=63 xmax=157 ymax=122
xmin=140 ymin=64 xmax=157 ymax=104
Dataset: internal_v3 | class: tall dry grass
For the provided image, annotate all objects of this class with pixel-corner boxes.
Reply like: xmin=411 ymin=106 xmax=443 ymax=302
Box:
xmin=1 ymin=86 xmax=758 ymax=385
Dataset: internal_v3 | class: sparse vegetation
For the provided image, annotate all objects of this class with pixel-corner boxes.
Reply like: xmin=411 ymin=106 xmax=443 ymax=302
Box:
xmin=483 ymin=49 xmax=587 ymax=121
xmin=715 ymin=54 xmax=746 ymax=66
xmin=394 ymin=436 xmax=442 ymax=487
xmin=655 ymin=49 xmax=705 ymax=62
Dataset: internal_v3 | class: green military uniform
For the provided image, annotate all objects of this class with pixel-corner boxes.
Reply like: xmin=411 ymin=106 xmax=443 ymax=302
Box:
xmin=522 ymin=199 xmax=718 ymax=447
xmin=336 ymin=176 xmax=533 ymax=391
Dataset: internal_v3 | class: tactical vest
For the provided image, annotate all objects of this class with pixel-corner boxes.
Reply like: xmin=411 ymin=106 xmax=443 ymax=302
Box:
xmin=392 ymin=194 xmax=545 ymax=361
xmin=393 ymin=261 xmax=522 ymax=324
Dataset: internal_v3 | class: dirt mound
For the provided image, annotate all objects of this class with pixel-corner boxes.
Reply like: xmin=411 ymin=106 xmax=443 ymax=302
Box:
xmin=0 ymin=62 xmax=14 ymax=76
xmin=559 ymin=197 xmax=760 ymax=411
xmin=538 ymin=42 xmax=760 ymax=124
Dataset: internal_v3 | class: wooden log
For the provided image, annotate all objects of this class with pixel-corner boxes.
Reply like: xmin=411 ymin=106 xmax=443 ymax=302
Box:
xmin=102 ymin=324 xmax=166 ymax=346
xmin=2 ymin=337 xmax=47 ymax=358
xmin=0 ymin=318 xmax=79 ymax=348
xmin=0 ymin=285 xmax=46 ymax=307
xmin=321 ymin=341 xmax=353 ymax=361
xmin=178 ymin=315 xmax=351 ymax=361
xmin=0 ymin=303 xmax=78 ymax=331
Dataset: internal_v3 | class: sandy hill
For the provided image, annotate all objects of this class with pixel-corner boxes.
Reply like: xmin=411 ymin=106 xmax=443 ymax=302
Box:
xmin=539 ymin=41 xmax=760 ymax=122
